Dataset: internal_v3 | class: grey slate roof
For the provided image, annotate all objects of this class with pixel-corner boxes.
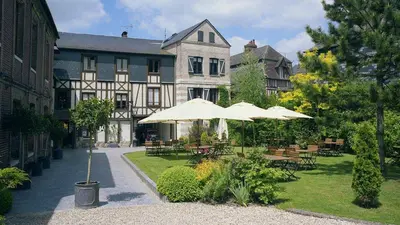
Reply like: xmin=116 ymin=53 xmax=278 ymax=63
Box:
xmin=230 ymin=45 xmax=291 ymax=67
xmin=292 ymin=64 xmax=307 ymax=74
xmin=161 ymin=21 xmax=203 ymax=48
xmin=57 ymin=32 xmax=174 ymax=56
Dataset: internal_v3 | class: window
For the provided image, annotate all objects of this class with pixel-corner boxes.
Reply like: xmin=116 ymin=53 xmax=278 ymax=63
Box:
xmin=198 ymin=31 xmax=203 ymax=42
xmin=209 ymin=32 xmax=215 ymax=43
xmin=148 ymin=59 xmax=160 ymax=74
xmin=115 ymin=94 xmax=127 ymax=109
xmin=279 ymin=67 xmax=284 ymax=79
xmin=148 ymin=88 xmax=160 ymax=107
xmin=55 ymin=90 xmax=70 ymax=109
xmin=188 ymin=88 xmax=218 ymax=103
xmin=188 ymin=56 xmax=203 ymax=74
xmin=44 ymin=37 xmax=49 ymax=80
xmin=81 ymin=128 xmax=89 ymax=138
xmin=82 ymin=92 xmax=95 ymax=100
xmin=31 ymin=20 xmax=38 ymax=70
xmin=116 ymin=58 xmax=128 ymax=73
xmin=83 ymin=56 xmax=96 ymax=71
xmin=15 ymin=1 xmax=24 ymax=59
xmin=219 ymin=59 xmax=225 ymax=75
xmin=210 ymin=58 xmax=219 ymax=75
xmin=209 ymin=89 xmax=218 ymax=104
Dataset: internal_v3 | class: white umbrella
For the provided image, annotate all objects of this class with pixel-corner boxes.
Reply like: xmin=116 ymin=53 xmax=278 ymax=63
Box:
xmin=217 ymin=118 xmax=228 ymax=140
xmin=225 ymin=102 xmax=289 ymax=152
xmin=138 ymin=98 xmax=252 ymax=147
xmin=265 ymin=106 xmax=312 ymax=119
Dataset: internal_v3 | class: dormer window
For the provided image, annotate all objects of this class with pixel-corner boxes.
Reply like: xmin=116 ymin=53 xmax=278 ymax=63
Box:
xmin=209 ymin=32 xmax=215 ymax=43
xmin=198 ymin=31 xmax=204 ymax=42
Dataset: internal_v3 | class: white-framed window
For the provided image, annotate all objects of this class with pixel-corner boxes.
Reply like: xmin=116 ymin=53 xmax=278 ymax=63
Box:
xmin=148 ymin=59 xmax=160 ymax=74
xmin=82 ymin=92 xmax=95 ymax=100
xmin=116 ymin=58 xmax=128 ymax=73
xmin=187 ymin=88 xmax=218 ymax=103
xmin=279 ymin=67 xmax=285 ymax=79
xmin=116 ymin=94 xmax=128 ymax=109
xmin=209 ymin=58 xmax=219 ymax=75
xmin=148 ymin=88 xmax=160 ymax=107
xmin=83 ymin=56 xmax=96 ymax=72
xmin=188 ymin=56 xmax=203 ymax=74
xmin=219 ymin=59 xmax=225 ymax=75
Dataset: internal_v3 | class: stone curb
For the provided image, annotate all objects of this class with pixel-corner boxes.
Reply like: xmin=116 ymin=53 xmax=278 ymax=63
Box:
xmin=285 ymin=208 xmax=384 ymax=225
xmin=121 ymin=154 xmax=168 ymax=202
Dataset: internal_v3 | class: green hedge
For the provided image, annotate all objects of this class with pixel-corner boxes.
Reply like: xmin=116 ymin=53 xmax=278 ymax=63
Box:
xmin=0 ymin=187 xmax=12 ymax=215
xmin=157 ymin=166 xmax=202 ymax=202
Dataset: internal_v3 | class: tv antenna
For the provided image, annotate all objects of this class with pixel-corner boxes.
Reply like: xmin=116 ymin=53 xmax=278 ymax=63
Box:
xmin=121 ymin=24 xmax=133 ymax=33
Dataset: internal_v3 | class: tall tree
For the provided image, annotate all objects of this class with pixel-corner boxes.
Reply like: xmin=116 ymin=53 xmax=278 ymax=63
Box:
xmin=231 ymin=51 xmax=267 ymax=107
xmin=306 ymin=0 xmax=400 ymax=173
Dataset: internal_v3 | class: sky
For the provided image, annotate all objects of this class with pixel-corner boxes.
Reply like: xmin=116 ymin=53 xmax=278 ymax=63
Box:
xmin=47 ymin=0 xmax=330 ymax=64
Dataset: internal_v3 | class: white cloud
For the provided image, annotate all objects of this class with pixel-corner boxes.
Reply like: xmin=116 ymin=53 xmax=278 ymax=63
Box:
xmin=228 ymin=36 xmax=267 ymax=55
xmin=274 ymin=32 xmax=314 ymax=62
xmin=118 ymin=0 xmax=327 ymax=38
xmin=47 ymin=0 xmax=108 ymax=32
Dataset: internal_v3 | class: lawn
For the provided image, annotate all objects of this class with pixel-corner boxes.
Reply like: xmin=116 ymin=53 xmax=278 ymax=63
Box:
xmin=125 ymin=148 xmax=400 ymax=224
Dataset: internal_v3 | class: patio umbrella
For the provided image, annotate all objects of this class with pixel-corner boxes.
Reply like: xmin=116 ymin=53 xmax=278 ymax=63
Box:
xmin=217 ymin=118 xmax=228 ymax=140
xmin=225 ymin=101 xmax=288 ymax=153
xmin=139 ymin=98 xmax=252 ymax=148
xmin=264 ymin=106 xmax=312 ymax=145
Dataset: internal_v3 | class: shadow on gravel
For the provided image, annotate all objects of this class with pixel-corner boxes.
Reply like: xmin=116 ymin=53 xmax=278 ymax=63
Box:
xmin=107 ymin=192 xmax=145 ymax=202
xmin=9 ymin=149 xmax=115 ymax=225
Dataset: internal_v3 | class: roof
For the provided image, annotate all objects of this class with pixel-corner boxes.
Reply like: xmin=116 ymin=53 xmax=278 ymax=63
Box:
xmin=57 ymin=32 xmax=175 ymax=56
xmin=161 ymin=19 xmax=231 ymax=48
xmin=40 ymin=0 xmax=59 ymax=38
xmin=230 ymin=45 xmax=291 ymax=66
xmin=292 ymin=64 xmax=307 ymax=74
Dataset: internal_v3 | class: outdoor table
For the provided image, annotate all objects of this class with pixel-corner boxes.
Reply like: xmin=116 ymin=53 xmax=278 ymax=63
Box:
xmin=264 ymin=155 xmax=299 ymax=180
xmin=296 ymin=149 xmax=317 ymax=169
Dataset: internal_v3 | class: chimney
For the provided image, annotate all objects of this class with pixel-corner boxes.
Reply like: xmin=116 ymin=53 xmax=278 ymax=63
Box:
xmin=121 ymin=31 xmax=128 ymax=38
xmin=244 ymin=39 xmax=257 ymax=52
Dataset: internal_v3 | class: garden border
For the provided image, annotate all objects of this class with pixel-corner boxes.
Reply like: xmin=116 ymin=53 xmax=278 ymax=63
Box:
xmin=121 ymin=153 xmax=168 ymax=202
xmin=285 ymin=208 xmax=382 ymax=225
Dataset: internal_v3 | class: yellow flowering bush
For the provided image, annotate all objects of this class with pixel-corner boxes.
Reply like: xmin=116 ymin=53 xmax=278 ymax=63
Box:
xmin=195 ymin=160 xmax=222 ymax=184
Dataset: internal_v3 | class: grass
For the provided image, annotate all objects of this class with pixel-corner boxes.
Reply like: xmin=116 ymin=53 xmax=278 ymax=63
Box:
xmin=125 ymin=148 xmax=400 ymax=224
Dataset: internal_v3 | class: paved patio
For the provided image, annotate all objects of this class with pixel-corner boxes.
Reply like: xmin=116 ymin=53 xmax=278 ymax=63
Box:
xmin=10 ymin=147 xmax=160 ymax=215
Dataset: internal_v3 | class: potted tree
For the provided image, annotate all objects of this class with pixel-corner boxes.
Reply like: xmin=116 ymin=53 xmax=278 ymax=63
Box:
xmin=70 ymin=97 xmax=113 ymax=209
xmin=49 ymin=117 xmax=67 ymax=160
xmin=37 ymin=115 xmax=53 ymax=169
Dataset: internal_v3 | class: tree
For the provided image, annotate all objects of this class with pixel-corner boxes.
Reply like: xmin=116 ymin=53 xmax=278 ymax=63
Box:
xmin=70 ymin=98 xmax=114 ymax=184
xmin=306 ymin=0 xmax=400 ymax=173
xmin=351 ymin=122 xmax=383 ymax=207
xmin=231 ymin=51 xmax=267 ymax=108
xmin=217 ymin=85 xmax=230 ymax=107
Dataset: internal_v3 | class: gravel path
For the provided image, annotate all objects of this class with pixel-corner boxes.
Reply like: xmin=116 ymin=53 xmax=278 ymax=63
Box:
xmin=6 ymin=203 xmax=361 ymax=225
xmin=10 ymin=147 xmax=159 ymax=214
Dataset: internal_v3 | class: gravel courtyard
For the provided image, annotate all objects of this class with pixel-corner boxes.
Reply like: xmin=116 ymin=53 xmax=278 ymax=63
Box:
xmin=10 ymin=147 xmax=160 ymax=214
xmin=6 ymin=203 xmax=361 ymax=225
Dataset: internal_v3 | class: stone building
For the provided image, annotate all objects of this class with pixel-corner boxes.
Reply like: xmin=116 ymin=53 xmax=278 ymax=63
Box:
xmin=162 ymin=19 xmax=231 ymax=137
xmin=230 ymin=40 xmax=293 ymax=96
xmin=0 ymin=0 xmax=58 ymax=168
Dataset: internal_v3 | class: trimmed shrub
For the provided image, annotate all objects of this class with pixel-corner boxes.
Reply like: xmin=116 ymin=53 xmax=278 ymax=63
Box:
xmin=351 ymin=122 xmax=383 ymax=208
xmin=0 ymin=187 xmax=12 ymax=215
xmin=195 ymin=160 xmax=221 ymax=185
xmin=157 ymin=166 xmax=202 ymax=202
xmin=201 ymin=131 xmax=210 ymax=145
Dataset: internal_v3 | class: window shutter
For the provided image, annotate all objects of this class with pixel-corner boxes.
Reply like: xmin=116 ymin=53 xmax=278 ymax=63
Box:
xmin=203 ymin=89 xmax=210 ymax=100
xmin=188 ymin=57 xmax=194 ymax=73
xmin=219 ymin=59 xmax=225 ymax=75
xmin=117 ymin=59 xmax=122 ymax=71
xmin=122 ymin=59 xmax=128 ymax=72
xmin=198 ymin=31 xmax=203 ymax=42
xmin=188 ymin=88 xmax=194 ymax=100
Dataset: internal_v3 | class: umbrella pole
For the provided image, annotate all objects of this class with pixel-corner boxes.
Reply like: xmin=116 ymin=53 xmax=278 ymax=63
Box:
xmin=175 ymin=120 xmax=178 ymax=159
xmin=241 ymin=120 xmax=244 ymax=153
xmin=197 ymin=120 xmax=200 ymax=152
xmin=253 ymin=122 xmax=255 ymax=147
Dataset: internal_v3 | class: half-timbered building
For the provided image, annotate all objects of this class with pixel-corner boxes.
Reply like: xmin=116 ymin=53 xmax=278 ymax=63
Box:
xmin=53 ymin=32 xmax=175 ymax=147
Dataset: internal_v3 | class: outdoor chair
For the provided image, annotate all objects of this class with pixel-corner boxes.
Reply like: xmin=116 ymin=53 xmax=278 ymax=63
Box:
xmin=289 ymin=144 xmax=300 ymax=151
xmin=318 ymin=140 xmax=331 ymax=156
xmin=285 ymin=147 xmax=296 ymax=156
xmin=285 ymin=151 xmax=301 ymax=179
xmin=145 ymin=141 xmax=155 ymax=156
xmin=335 ymin=139 xmax=344 ymax=156
xmin=274 ymin=149 xmax=284 ymax=157
xmin=152 ymin=141 xmax=162 ymax=155
xmin=163 ymin=141 xmax=173 ymax=155
xmin=268 ymin=146 xmax=278 ymax=154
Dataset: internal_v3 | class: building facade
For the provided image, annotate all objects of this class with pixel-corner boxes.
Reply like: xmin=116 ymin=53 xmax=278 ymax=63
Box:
xmin=230 ymin=40 xmax=293 ymax=96
xmin=0 ymin=0 xmax=58 ymax=168
xmin=53 ymin=32 xmax=175 ymax=147
xmin=162 ymin=19 xmax=231 ymax=137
